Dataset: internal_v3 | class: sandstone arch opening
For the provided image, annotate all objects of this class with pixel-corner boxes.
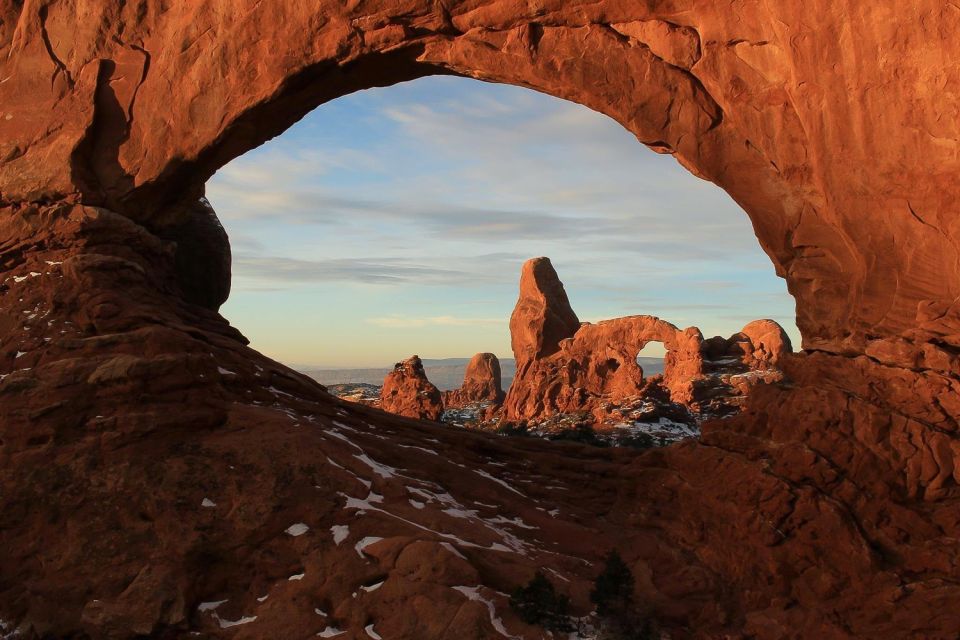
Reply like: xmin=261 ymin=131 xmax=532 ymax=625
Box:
xmin=205 ymin=75 xmax=799 ymax=443
xmin=4 ymin=5 xmax=960 ymax=638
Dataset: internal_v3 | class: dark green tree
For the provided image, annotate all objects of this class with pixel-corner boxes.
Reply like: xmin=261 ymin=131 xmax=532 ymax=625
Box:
xmin=509 ymin=571 xmax=573 ymax=632
xmin=549 ymin=422 xmax=609 ymax=447
xmin=591 ymin=550 xmax=635 ymax=616
xmin=590 ymin=551 xmax=656 ymax=640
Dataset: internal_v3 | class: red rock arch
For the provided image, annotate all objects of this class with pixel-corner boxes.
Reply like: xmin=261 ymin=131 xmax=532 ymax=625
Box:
xmin=5 ymin=1 xmax=959 ymax=360
xmin=1 ymin=2 xmax=959 ymax=637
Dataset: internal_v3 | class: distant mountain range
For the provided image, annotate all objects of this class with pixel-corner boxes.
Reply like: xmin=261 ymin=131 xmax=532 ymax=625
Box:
xmin=300 ymin=356 xmax=665 ymax=391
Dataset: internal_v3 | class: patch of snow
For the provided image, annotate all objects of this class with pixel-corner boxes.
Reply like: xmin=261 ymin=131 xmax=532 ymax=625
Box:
xmin=474 ymin=469 xmax=528 ymax=498
xmin=354 ymin=536 xmax=383 ymax=558
xmin=364 ymin=624 xmax=382 ymax=639
xmin=331 ymin=525 xmax=350 ymax=545
xmin=197 ymin=600 xmax=228 ymax=612
xmin=488 ymin=515 xmax=537 ymax=530
xmin=545 ymin=568 xmax=570 ymax=583
xmin=317 ymin=627 xmax=346 ymax=638
xmin=452 ymin=586 xmax=517 ymax=638
xmin=0 ymin=618 xmax=20 ymax=639
xmin=353 ymin=453 xmax=398 ymax=479
xmin=397 ymin=444 xmax=439 ymax=455
xmin=218 ymin=615 xmax=257 ymax=628
xmin=441 ymin=542 xmax=467 ymax=560
xmin=314 ymin=608 xmax=327 ymax=616
xmin=360 ymin=580 xmax=384 ymax=592
xmin=408 ymin=499 xmax=425 ymax=509
xmin=14 ymin=352 xmax=25 ymax=359
xmin=201 ymin=498 xmax=216 ymax=508
xmin=289 ymin=573 xmax=305 ymax=581
xmin=218 ymin=367 xmax=236 ymax=376
xmin=443 ymin=507 xmax=479 ymax=519
xmin=256 ymin=594 xmax=269 ymax=602
xmin=285 ymin=522 xmax=309 ymax=537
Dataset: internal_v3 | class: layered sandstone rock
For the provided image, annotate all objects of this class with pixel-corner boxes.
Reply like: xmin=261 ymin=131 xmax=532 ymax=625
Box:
xmin=1 ymin=2 xmax=959 ymax=638
xmin=509 ymin=257 xmax=581 ymax=361
xmin=503 ymin=258 xmax=707 ymax=421
xmin=443 ymin=352 xmax=505 ymax=407
xmin=735 ymin=319 xmax=794 ymax=368
xmin=380 ymin=355 xmax=444 ymax=421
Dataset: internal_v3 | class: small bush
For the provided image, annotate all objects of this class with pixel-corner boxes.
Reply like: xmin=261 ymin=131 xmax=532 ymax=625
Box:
xmin=496 ymin=421 xmax=530 ymax=437
xmin=615 ymin=432 xmax=655 ymax=449
xmin=591 ymin=551 xmax=656 ymax=640
xmin=549 ymin=422 xmax=608 ymax=447
xmin=509 ymin=571 xmax=573 ymax=632
xmin=591 ymin=550 xmax=634 ymax=616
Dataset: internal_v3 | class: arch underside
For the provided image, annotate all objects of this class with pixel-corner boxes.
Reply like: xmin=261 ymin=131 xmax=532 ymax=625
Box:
xmin=0 ymin=1 xmax=958 ymax=637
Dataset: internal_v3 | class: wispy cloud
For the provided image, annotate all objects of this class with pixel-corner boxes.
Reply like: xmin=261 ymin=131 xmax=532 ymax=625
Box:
xmin=233 ymin=255 xmax=478 ymax=285
xmin=207 ymin=76 xmax=800 ymax=365
xmin=365 ymin=315 xmax=504 ymax=328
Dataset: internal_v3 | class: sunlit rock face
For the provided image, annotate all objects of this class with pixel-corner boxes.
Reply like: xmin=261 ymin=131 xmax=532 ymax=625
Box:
xmin=503 ymin=259 xmax=702 ymax=418
xmin=501 ymin=257 xmax=792 ymax=427
xmin=443 ymin=352 xmax=505 ymax=407
xmin=0 ymin=2 xmax=959 ymax=638
xmin=380 ymin=355 xmax=445 ymax=421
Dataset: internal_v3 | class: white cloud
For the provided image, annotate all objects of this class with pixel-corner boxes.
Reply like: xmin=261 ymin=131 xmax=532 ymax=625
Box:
xmin=365 ymin=315 xmax=504 ymax=328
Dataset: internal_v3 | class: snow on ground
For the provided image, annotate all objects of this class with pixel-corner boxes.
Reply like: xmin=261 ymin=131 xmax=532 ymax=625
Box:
xmin=217 ymin=614 xmax=257 ymax=629
xmin=613 ymin=416 xmax=700 ymax=444
xmin=441 ymin=541 xmax=467 ymax=560
xmin=452 ymin=586 xmax=518 ymax=639
xmin=0 ymin=619 xmax=19 ymax=639
xmin=474 ymin=470 xmax=527 ymax=498
xmin=197 ymin=600 xmax=257 ymax=629
xmin=285 ymin=522 xmax=309 ymax=536
xmin=331 ymin=524 xmax=350 ymax=545
xmin=353 ymin=453 xmax=398 ymax=479
xmin=360 ymin=580 xmax=384 ymax=592
xmin=354 ymin=536 xmax=384 ymax=558
xmin=197 ymin=600 xmax=228 ymax=612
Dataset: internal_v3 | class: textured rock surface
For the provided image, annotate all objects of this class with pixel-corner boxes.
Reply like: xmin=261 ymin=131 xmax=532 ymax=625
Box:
xmin=379 ymin=355 xmax=444 ymax=421
xmin=733 ymin=319 xmax=794 ymax=368
xmin=509 ymin=257 xmax=581 ymax=362
xmin=504 ymin=258 xmax=708 ymax=420
xmin=0 ymin=2 xmax=959 ymax=639
xmin=502 ymin=258 xmax=794 ymax=424
xmin=443 ymin=352 xmax=504 ymax=407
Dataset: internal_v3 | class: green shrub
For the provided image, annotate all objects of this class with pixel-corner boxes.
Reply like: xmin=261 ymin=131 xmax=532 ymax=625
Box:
xmin=591 ymin=550 xmax=634 ymax=616
xmin=496 ymin=421 xmax=530 ymax=437
xmin=549 ymin=422 xmax=608 ymax=447
xmin=616 ymin=432 xmax=655 ymax=449
xmin=509 ymin=571 xmax=573 ymax=632
xmin=591 ymin=551 xmax=656 ymax=640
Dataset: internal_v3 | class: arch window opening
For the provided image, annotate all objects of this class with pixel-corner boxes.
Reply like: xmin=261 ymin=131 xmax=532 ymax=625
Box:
xmin=206 ymin=76 xmax=798 ymax=447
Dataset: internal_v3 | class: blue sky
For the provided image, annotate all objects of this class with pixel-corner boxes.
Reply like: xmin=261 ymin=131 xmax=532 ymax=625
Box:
xmin=206 ymin=76 xmax=799 ymax=368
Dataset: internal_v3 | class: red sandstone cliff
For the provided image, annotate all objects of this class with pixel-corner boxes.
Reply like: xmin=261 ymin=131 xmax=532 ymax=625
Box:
xmin=0 ymin=2 xmax=958 ymax=638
